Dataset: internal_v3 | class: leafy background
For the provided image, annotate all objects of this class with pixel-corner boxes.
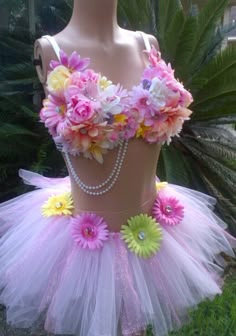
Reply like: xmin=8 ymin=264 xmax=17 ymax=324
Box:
xmin=0 ymin=0 xmax=236 ymax=237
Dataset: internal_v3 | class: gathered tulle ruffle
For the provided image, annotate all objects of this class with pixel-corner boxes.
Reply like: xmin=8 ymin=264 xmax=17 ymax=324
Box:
xmin=0 ymin=169 xmax=235 ymax=336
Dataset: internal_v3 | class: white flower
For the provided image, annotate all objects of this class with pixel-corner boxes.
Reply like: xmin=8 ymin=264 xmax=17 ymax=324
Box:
xmin=101 ymin=85 xmax=124 ymax=115
xmin=149 ymin=77 xmax=170 ymax=109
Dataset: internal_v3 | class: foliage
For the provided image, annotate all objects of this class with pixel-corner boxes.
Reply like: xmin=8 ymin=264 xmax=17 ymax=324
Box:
xmin=152 ymin=0 xmax=236 ymax=235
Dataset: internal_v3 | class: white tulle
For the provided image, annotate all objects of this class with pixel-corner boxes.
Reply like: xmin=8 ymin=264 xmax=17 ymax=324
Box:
xmin=0 ymin=169 xmax=235 ymax=336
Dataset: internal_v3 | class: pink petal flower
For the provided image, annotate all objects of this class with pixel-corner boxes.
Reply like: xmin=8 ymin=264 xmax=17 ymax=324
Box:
xmin=147 ymin=45 xmax=162 ymax=66
xmin=40 ymin=91 xmax=68 ymax=136
xmin=71 ymin=213 xmax=109 ymax=249
xmin=152 ymin=194 xmax=184 ymax=226
xmin=50 ymin=50 xmax=90 ymax=73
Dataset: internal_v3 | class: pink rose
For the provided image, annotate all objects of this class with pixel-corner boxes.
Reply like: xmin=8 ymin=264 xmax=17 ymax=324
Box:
xmin=68 ymin=95 xmax=95 ymax=124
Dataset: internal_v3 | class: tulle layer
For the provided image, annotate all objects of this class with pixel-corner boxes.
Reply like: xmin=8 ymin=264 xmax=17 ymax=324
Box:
xmin=0 ymin=169 xmax=235 ymax=336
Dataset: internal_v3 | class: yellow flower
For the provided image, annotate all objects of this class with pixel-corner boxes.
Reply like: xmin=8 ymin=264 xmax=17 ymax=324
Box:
xmin=156 ymin=181 xmax=168 ymax=192
xmin=99 ymin=76 xmax=112 ymax=90
xmin=88 ymin=144 xmax=108 ymax=164
xmin=47 ymin=65 xmax=70 ymax=92
xmin=136 ymin=123 xmax=150 ymax=138
xmin=114 ymin=114 xmax=128 ymax=123
xmin=42 ymin=192 xmax=74 ymax=217
xmin=121 ymin=214 xmax=162 ymax=258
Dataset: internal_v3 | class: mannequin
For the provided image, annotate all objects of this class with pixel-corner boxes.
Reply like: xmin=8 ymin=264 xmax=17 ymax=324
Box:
xmin=34 ymin=0 xmax=162 ymax=232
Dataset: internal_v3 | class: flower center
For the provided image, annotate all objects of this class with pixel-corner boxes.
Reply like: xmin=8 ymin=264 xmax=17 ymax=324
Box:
xmin=164 ymin=204 xmax=173 ymax=214
xmin=55 ymin=201 xmax=63 ymax=209
xmin=83 ymin=226 xmax=96 ymax=238
xmin=138 ymin=231 xmax=146 ymax=240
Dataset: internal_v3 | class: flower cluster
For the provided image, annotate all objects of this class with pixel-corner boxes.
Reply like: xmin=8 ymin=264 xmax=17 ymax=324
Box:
xmin=40 ymin=47 xmax=193 ymax=163
xmin=41 ymin=176 xmax=185 ymax=255
xmin=40 ymin=50 xmax=129 ymax=163
xmin=130 ymin=46 xmax=193 ymax=144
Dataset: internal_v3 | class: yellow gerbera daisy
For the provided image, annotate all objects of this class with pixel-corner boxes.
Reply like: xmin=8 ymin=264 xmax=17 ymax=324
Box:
xmin=42 ymin=192 xmax=74 ymax=217
xmin=156 ymin=181 xmax=168 ymax=192
xmin=121 ymin=214 xmax=162 ymax=258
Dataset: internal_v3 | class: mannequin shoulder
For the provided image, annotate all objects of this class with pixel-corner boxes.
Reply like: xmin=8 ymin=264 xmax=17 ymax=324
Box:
xmin=34 ymin=36 xmax=57 ymax=86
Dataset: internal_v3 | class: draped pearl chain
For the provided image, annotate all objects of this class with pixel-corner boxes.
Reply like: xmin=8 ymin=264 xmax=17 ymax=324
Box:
xmin=64 ymin=140 xmax=129 ymax=196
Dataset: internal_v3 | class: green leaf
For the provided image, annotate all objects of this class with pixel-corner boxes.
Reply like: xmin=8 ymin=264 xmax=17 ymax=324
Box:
xmin=0 ymin=124 xmax=37 ymax=137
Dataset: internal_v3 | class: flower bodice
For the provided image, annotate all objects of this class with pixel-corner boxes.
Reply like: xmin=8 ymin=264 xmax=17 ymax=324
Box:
xmin=40 ymin=42 xmax=193 ymax=164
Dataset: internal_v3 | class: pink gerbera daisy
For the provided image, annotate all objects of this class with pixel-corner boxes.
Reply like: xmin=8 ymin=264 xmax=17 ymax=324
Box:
xmin=152 ymin=194 xmax=184 ymax=226
xmin=71 ymin=213 xmax=109 ymax=249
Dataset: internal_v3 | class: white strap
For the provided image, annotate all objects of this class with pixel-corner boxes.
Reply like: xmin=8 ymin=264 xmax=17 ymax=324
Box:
xmin=137 ymin=31 xmax=151 ymax=52
xmin=42 ymin=35 xmax=61 ymax=60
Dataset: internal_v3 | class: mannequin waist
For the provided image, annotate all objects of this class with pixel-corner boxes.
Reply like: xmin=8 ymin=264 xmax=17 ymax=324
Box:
xmin=64 ymin=138 xmax=161 ymax=231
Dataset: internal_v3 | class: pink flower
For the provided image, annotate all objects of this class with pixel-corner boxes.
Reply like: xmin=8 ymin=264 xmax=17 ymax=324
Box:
xmin=130 ymin=86 xmax=154 ymax=114
xmin=121 ymin=108 xmax=143 ymax=139
xmin=71 ymin=213 xmax=109 ymax=249
xmin=81 ymin=69 xmax=99 ymax=84
xmin=40 ymin=91 xmax=68 ymax=136
xmin=167 ymin=80 xmax=193 ymax=107
xmin=50 ymin=50 xmax=90 ymax=73
xmin=67 ymin=95 xmax=96 ymax=124
xmin=152 ymin=194 xmax=185 ymax=226
xmin=147 ymin=45 xmax=161 ymax=66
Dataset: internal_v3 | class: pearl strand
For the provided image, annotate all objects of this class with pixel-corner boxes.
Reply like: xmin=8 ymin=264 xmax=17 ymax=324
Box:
xmin=64 ymin=140 xmax=129 ymax=196
xmin=66 ymin=140 xmax=124 ymax=190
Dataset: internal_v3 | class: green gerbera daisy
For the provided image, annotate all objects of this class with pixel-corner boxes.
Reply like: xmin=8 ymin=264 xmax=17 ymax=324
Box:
xmin=121 ymin=214 xmax=163 ymax=258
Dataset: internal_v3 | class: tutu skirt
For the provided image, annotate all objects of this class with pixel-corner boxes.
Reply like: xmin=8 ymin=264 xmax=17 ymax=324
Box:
xmin=0 ymin=169 xmax=235 ymax=336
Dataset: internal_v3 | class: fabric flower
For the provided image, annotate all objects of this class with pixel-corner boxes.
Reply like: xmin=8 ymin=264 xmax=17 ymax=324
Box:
xmin=152 ymin=194 xmax=184 ymax=226
xmin=147 ymin=45 xmax=162 ymax=66
xmin=40 ymin=91 xmax=68 ymax=137
xmin=67 ymin=94 xmax=96 ymax=124
xmin=99 ymin=76 xmax=112 ymax=90
xmin=129 ymin=86 xmax=153 ymax=114
xmin=121 ymin=214 xmax=162 ymax=258
xmin=156 ymin=181 xmax=168 ymax=192
xmin=50 ymin=50 xmax=90 ymax=73
xmin=71 ymin=213 xmax=109 ymax=249
xmin=47 ymin=65 xmax=71 ymax=92
xmin=42 ymin=192 xmax=74 ymax=217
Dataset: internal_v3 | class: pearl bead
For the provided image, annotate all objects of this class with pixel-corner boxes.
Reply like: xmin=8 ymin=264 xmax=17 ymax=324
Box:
xmin=55 ymin=201 xmax=63 ymax=209
xmin=84 ymin=227 xmax=95 ymax=237
xmin=138 ymin=231 xmax=146 ymax=240
xmin=165 ymin=205 xmax=172 ymax=214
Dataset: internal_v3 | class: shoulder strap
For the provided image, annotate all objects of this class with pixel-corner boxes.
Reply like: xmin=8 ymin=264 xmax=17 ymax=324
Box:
xmin=42 ymin=35 xmax=61 ymax=61
xmin=137 ymin=31 xmax=151 ymax=52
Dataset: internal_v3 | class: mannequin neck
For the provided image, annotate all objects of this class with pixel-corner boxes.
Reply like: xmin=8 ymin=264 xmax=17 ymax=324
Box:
xmin=69 ymin=0 xmax=120 ymax=42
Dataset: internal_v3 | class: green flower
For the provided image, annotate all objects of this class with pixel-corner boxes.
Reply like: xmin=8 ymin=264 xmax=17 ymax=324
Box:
xmin=121 ymin=214 xmax=163 ymax=258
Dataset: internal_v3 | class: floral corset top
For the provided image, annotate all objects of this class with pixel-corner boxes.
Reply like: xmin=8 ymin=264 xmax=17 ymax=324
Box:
xmin=40 ymin=33 xmax=193 ymax=164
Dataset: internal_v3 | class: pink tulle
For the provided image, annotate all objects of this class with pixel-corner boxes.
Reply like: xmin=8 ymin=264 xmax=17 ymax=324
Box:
xmin=0 ymin=169 xmax=235 ymax=336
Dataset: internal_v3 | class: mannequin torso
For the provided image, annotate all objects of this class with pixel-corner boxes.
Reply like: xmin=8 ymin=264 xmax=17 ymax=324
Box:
xmin=34 ymin=0 xmax=161 ymax=231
